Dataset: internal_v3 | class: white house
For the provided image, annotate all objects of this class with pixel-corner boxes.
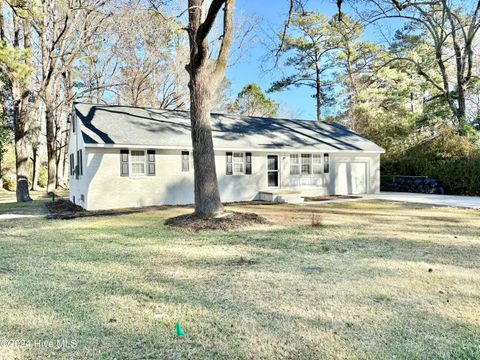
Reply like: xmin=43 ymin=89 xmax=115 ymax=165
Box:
xmin=68 ymin=103 xmax=385 ymax=210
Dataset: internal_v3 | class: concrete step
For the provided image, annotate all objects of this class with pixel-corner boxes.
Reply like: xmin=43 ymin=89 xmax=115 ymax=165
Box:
xmin=274 ymin=194 xmax=304 ymax=204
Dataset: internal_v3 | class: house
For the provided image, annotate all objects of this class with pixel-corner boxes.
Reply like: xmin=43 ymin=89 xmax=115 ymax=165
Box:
xmin=69 ymin=103 xmax=385 ymax=210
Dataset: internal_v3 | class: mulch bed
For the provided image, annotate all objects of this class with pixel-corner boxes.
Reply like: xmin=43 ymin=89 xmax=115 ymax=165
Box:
xmin=45 ymin=199 xmax=193 ymax=220
xmin=303 ymin=195 xmax=361 ymax=202
xmin=164 ymin=211 xmax=268 ymax=231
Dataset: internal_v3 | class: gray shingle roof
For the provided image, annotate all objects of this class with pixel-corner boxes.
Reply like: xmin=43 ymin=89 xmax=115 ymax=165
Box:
xmin=74 ymin=103 xmax=384 ymax=153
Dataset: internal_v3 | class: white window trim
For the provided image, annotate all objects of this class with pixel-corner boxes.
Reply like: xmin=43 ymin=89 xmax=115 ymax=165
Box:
xmin=232 ymin=152 xmax=245 ymax=175
xmin=291 ymin=153 xmax=325 ymax=176
xmin=130 ymin=149 xmax=147 ymax=176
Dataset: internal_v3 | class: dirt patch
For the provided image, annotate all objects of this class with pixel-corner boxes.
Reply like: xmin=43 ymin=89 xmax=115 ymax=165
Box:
xmin=165 ymin=211 xmax=268 ymax=231
xmin=45 ymin=199 xmax=193 ymax=220
xmin=303 ymin=195 xmax=361 ymax=202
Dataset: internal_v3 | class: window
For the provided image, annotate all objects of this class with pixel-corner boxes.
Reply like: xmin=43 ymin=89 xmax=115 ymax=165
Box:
xmin=290 ymin=154 xmax=300 ymax=175
xmin=233 ymin=152 xmax=244 ymax=174
xmin=324 ymin=153 xmax=330 ymax=173
xmin=182 ymin=151 xmax=190 ymax=172
xmin=131 ymin=150 xmax=146 ymax=175
xmin=301 ymin=154 xmax=312 ymax=175
xmin=291 ymin=153 xmax=325 ymax=176
xmin=313 ymin=154 xmax=322 ymax=174
xmin=226 ymin=152 xmax=249 ymax=175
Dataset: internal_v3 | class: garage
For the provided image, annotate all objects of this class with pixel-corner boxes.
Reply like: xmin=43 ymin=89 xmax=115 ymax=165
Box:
xmin=334 ymin=161 xmax=368 ymax=195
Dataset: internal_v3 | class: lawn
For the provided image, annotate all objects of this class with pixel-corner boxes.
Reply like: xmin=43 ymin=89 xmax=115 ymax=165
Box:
xmin=0 ymin=191 xmax=479 ymax=359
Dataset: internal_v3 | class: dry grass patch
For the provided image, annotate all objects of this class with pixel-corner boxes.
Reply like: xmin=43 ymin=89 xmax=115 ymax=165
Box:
xmin=0 ymin=192 xmax=479 ymax=359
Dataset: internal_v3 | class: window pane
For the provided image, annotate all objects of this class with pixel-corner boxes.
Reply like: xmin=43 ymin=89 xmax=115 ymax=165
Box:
xmin=313 ymin=154 xmax=322 ymax=163
xmin=301 ymin=154 xmax=311 ymax=175
xmin=290 ymin=164 xmax=300 ymax=175
xmin=234 ymin=163 xmax=244 ymax=173
xmin=131 ymin=150 xmax=145 ymax=162
xmin=290 ymin=154 xmax=299 ymax=164
xmin=234 ymin=153 xmax=244 ymax=161
xmin=313 ymin=164 xmax=322 ymax=175
xmin=132 ymin=163 xmax=145 ymax=174
xmin=268 ymin=171 xmax=279 ymax=187
xmin=268 ymin=156 xmax=278 ymax=171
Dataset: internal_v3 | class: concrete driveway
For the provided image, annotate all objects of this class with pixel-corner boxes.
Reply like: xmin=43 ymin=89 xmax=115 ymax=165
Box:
xmin=364 ymin=192 xmax=480 ymax=209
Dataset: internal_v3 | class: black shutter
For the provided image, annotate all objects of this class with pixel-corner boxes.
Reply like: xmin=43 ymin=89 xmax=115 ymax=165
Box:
xmin=78 ymin=150 xmax=83 ymax=176
xmin=75 ymin=150 xmax=79 ymax=179
xmin=120 ymin=149 xmax=129 ymax=176
xmin=245 ymin=152 xmax=252 ymax=175
xmin=226 ymin=152 xmax=233 ymax=175
xmin=324 ymin=153 xmax=329 ymax=173
xmin=147 ymin=150 xmax=156 ymax=176
xmin=182 ymin=151 xmax=189 ymax=172
xmin=70 ymin=154 xmax=74 ymax=176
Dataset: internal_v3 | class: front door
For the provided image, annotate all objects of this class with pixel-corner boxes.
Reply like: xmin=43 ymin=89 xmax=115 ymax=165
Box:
xmin=267 ymin=155 xmax=279 ymax=187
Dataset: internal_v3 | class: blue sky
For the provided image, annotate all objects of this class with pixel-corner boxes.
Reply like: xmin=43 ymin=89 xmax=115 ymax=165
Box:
xmin=226 ymin=0 xmax=402 ymax=120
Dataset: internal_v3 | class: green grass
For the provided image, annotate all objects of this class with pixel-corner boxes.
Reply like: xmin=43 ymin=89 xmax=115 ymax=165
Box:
xmin=0 ymin=191 xmax=479 ymax=359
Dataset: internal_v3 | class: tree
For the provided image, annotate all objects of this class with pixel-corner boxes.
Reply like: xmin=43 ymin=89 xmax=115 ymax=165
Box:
xmin=228 ymin=83 xmax=279 ymax=117
xmin=0 ymin=94 xmax=10 ymax=190
xmin=269 ymin=11 xmax=340 ymax=121
xmin=330 ymin=14 xmax=380 ymax=131
xmin=185 ymin=0 xmax=235 ymax=218
xmin=0 ymin=0 xmax=36 ymax=202
xmin=360 ymin=0 xmax=480 ymax=135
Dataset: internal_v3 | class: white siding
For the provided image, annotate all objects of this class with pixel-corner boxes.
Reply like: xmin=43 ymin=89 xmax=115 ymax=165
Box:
xmin=70 ymin=146 xmax=381 ymax=210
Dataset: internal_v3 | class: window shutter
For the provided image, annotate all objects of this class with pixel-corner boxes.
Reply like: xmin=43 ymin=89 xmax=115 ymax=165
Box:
xmin=120 ymin=149 xmax=129 ymax=176
xmin=226 ymin=152 xmax=233 ymax=175
xmin=78 ymin=150 xmax=83 ymax=176
xmin=75 ymin=150 xmax=80 ymax=179
xmin=182 ymin=151 xmax=189 ymax=172
xmin=245 ymin=152 xmax=252 ymax=175
xmin=70 ymin=154 xmax=74 ymax=176
xmin=147 ymin=150 xmax=156 ymax=176
xmin=324 ymin=153 xmax=330 ymax=173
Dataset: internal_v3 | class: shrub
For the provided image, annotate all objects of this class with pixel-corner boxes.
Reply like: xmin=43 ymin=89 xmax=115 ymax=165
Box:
xmin=311 ymin=213 xmax=323 ymax=227
xmin=38 ymin=166 xmax=48 ymax=188
xmin=2 ymin=175 xmax=15 ymax=191
xmin=382 ymin=127 xmax=480 ymax=195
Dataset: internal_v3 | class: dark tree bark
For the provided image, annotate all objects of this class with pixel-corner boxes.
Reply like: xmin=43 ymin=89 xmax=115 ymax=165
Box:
xmin=31 ymin=145 xmax=39 ymax=191
xmin=12 ymin=16 xmax=32 ymax=202
xmin=45 ymin=99 xmax=56 ymax=193
xmin=186 ymin=0 xmax=235 ymax=218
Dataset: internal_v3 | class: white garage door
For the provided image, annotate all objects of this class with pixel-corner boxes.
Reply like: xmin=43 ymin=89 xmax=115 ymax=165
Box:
xmin=334 ymin=161 xmax=367 ymax=195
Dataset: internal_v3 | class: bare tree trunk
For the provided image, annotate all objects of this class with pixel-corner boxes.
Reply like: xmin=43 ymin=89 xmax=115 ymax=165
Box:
xmin=315 ymin=64 xmax=321 ymax=121
xmin=31 ymin=145 xmax=39 ymax=191
xmin=12 ymin=16 xmax=32 ymax=202
xmin=186 ymin=0 xmax=235 ymax=218
xmin=189 ymin=68 xmax=223 ymax=218
xmin=13 ymin=94 xmax=32 ymax=202
xmin=45 ymin=101 xmax=56 ymax=193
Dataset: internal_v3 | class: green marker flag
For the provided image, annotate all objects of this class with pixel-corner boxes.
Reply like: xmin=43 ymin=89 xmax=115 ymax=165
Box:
xmin=176 ymin=322 xmax=185 ymax=337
